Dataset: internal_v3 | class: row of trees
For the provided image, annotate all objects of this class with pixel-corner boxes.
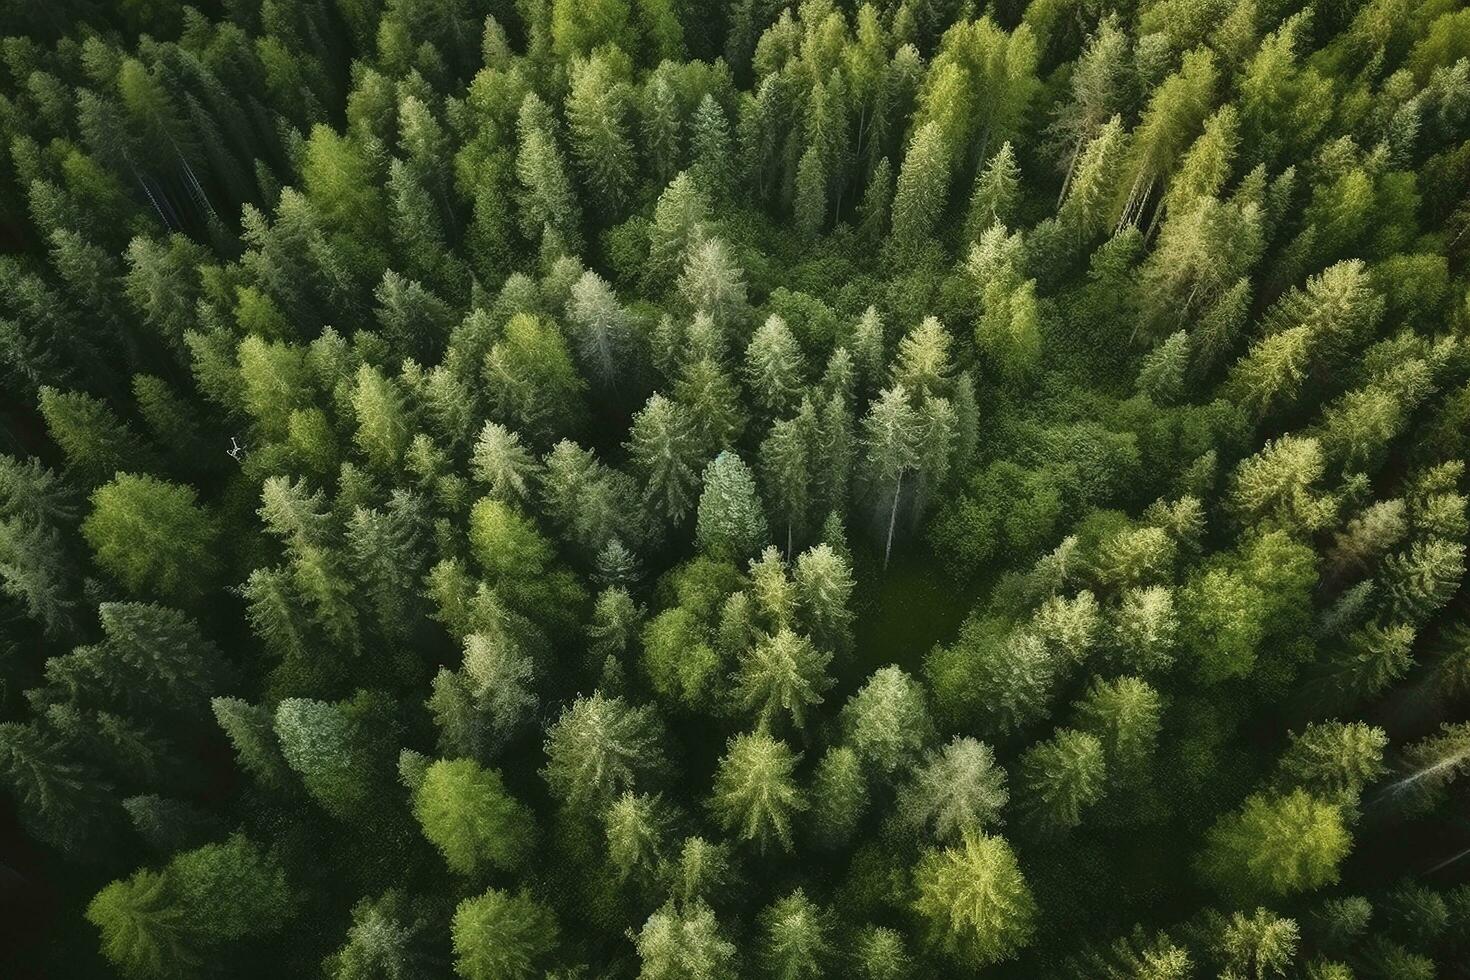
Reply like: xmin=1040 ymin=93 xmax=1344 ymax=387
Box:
xmin=1 ymin=0 xmax=1469 ymax=977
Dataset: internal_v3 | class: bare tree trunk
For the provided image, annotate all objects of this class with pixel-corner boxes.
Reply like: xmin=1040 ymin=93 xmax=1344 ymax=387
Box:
xmin=883 ymin=471 xmax=903 ymax=570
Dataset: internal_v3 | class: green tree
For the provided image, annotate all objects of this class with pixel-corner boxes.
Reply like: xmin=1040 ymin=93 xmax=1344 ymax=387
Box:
xmin=964 ymin=142 xmax=1021 ymax=241
xmin=793 ymin=543 xmax=855 ymax=654
xmin=807 ymin=745 xmax=868 ymax=850
xmin=1274 ymin=721 xmax=1387 ymax=808
xmin=542 ymin=693 xmax=669 ymax=807
xmin=897 ymin=737 xmax=1008 ymax=841
xmin=324 ymin=890 xmax=432 ymax=980
xmin=470 ymin=422 xmax=541 ymax=504
xmin=1016 ymin=728 xmax=1106 ymax=835
xmin=732 ymin=627 xmax=833 ymax=731
xmin=649 ymin=172 xmax=709 ymax=286
xmin=83 ymin=474 xmax=219 ymax=603
xmin=515 ymin=93 xmax=583 ymax=249
xmin=566 ymin=53 xmax=637 ymax=215
xmin=860 ymin=385 xmax=920 ymax=568
xmin=1198 ymin=789 xmax=1351 ymax=903
xmin=709 ymin=730 xmax=805 ymax=851
xmin=759 ymin=412 xmax=813 ymax=556
xmin=758 ymin=889 xmax=832 ymax=980
xmin=484 ymin=313 xmax=588 ymax=446
xmin=696 ymin=451 xmax=769 ymax=560
xmin=840 ymin=666 xmax=933 ymax=777
xmin=912 ymin=833 xmax=1038 ymax=969
xmin=889 ymin=121 xmax=950 ymax=255
xmin=678 ymin=237 xmax=749 ymax=331
xmin=38 ymin=387 xmax=155 ymax=482
xmin=415 ymin=758 xmax=535 ymax=876
xmin=744 ymin=315 xmax=805 ymax=417
xmin=274 ymin=696 xmax=381 ymax=820
xmin=629 ymin=393 xmax=703 ymax=525
xmin=451 ymin=888 xmax=558 ymax=980
xmin=634 ymin=901 xmax=738 ymax=980
xmin=0 ymin=721 xmax=115 ymax=856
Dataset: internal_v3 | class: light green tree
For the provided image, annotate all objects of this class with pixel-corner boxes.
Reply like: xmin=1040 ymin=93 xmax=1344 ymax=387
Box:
xmin=709 ymin=730 xmax=805 ymax=851
xmin=414 ymin=758 xmax=535 ymax=876
xmin=912 ymin=833 xmax=1038 ymax=969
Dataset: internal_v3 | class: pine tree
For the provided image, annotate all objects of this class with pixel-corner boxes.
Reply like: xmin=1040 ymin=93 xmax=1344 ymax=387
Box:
xmin=324 ymin=890 xmax=432 ymax=980
xmin=414 ymin=758 xmax=535 ymax=875
xmin=861 ymin=385 xmax=920 ymax=568
xmin=709 ymin=729 xmax=805 ymax=851
xmin=757 ymin=890 xmax=832 ymax=980
xmin=451 ymin=888 xmax=558 ymax=980
xmin=211 ymin=697 xmax=292 ymax=789
xmin=483 ymin=313 xmax=588 ymax=445
xmin=696 ymin=451 xmax=769 ymax=560
xmin=641 ymin=76 xmax=683 ymax=191
xmin=565 ymin=270 xmax=638 ymax=392
xmin=897 ymin=736 xmax=1009 ymax=842
xmin=83 ymin=474 xmax=219 ymax=603
xmin=634 ymin=901 xmax=738 ymax=980
xmin=840 ymin=666 xmax=933 ymax=777
xmin=350 ymin=364 xmax=411 ymax=472
xmin=274 ymin=697 xmax=378 ymax=820
xmin=605 ymin=790 xmax=674 ymax=881
xmin=759 ymin=412 xmax=812 ymax=556
xmin=1016 ymin=728 xmax=1106 ymax=835
xmin=964 ymin=142 xmax=1021 ymax=242
xmin=542 ymin=692 xmax=669 ymax=807
xmin=889 ymin=122 xmax=950 ymax=255
xmin=1198 ymin=789 xmax=1351 ymax=902
xmin=629 ymin=393 xmax=704 ymax=525
xmin=0 ymin=454 xmax=81 ymax=636
xmin=678 ymin=237 xmax=749 ymax=332
xmin=732 ymin=628 xmax=833 ymax=731
xmin=0 ymin=721 xmax=115 ymax=856
xmin=566 ymin=53 xmax=637 ymax=216
xmin=807 ymin=745 xmax=868 ymax=850
xmin=38 ymin=386 xmax=155 ymax=481
xmin=86 ymin=868 xmax=201 ymax=977
xmin=1072 ymin=675 xmax=1162 ymax=788
xmin=690 ymin=94 xmax=734 ymax=198
xmin=470 ymin=422 xmax=541 ymax=504
xmin=515 ymin=93 xmax=583 ymax=250
xmin=793 ymin=543 xmax=855 ymax=654
xmin=912 ymin=833 xmax=1038 ymax=969
xmin=648 ymin=172 xmax=708 ymax=286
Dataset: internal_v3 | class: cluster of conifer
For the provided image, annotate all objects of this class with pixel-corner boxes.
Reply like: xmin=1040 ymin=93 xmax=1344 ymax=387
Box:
xmin=1 ymin=0 xmax=1469 ymax=976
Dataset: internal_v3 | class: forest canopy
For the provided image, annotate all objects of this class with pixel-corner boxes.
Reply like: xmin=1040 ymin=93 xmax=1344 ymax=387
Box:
xmin=1 ymin=0 xmax=1469 ymax=977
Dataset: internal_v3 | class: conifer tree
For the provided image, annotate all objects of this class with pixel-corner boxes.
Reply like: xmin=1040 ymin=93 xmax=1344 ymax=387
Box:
xmin=860 ymin=385 xmax=920 ymax=568
xmin=542 ymin=693 xmax=669 ymax=807
xmin=732 ymin=628 xmax=833 ymax=731
xmin=1198 ymin=789 xmax=1351 ymax=902
xmin=629 ymin=393 xmax=704 ymax=525
xmin=566 ymin=53 xmax=637 ymax=216
xmin=649 ymin=172 xmax=709 ymax=286
xmin=415 ymin=758 xmax=535 ymax=876
xmin=83 ymin=474 xmax=219 ymax=603
xmin=889 ymin=122 xmax=950 ymax=255
xmin=840 ymin=666 xmax=933 ymax=777
xmin=451 ymin=888 xmax=558 ymax=980
xmin=912 ymin=833 xmax=1038 ymax=969
xmin=807 ymin=745 xmax=868 ymax=850
xmin=709 ymin=730 xmax=805 ymax=851
xmin=1016 ymin=728 xmax=1106 ymax=835
xmin=696 ymin=451 xmax=769 ymax=560
xmin=897 ymin=736 xmax=1009 ymax=842
xmin=634 ymin=901 xmax=738 ymax=980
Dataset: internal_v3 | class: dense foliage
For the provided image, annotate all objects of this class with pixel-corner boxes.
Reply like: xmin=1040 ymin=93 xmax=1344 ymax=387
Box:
xmin=1 ymin=0 xmax=1469 ymax=976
